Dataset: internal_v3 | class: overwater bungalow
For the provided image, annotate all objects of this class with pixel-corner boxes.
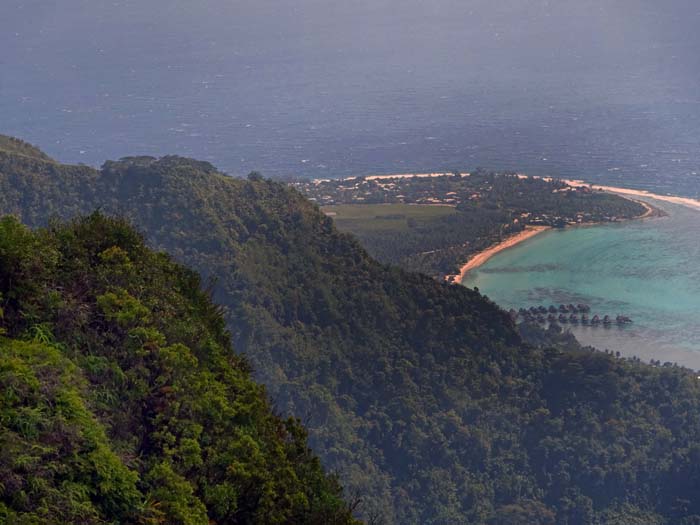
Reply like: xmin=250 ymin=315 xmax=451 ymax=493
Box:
xmin=559 ymin=304 xmax=568 ymax=313
xmin=548 ymin=305 xmax=558 ymax=313
xmin=538 ymin=306 xmax=548 ymax=314
xmin=547 ymin=313 xmax=557 ymax=322
xmin=581 ymin=314 xmax=589 ymax=325
xmin=569 ymin=313 xmax=579 ymax=324
xmin=591 ymin=315 xmax=601 ymax=325
xmin=577 ymin=304 xmax=591 ymax=313
xmin=603 ymin=315 xmax=612 ymax=325
xmin=616 ymin=315 xmax=632 ymax=325
xmin=558 ymin=313 xmax=568 ymax=323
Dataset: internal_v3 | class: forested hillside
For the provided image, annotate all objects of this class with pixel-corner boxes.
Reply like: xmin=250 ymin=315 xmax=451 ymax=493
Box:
xmin=0 ymin=135 xmax=54 ymax=161
xmin=3 ymin=136 xmax=700 ymax=524
xmin=0 ymin=213 xmax=355 ymax=524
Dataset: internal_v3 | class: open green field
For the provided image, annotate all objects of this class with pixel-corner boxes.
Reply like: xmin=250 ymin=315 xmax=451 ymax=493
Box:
xmin=321 ymin=203 xmax=456 ymax=232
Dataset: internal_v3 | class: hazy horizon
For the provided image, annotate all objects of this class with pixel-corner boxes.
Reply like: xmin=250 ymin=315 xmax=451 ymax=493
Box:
xmin=3 ymin=1 xmax=700 ymax=195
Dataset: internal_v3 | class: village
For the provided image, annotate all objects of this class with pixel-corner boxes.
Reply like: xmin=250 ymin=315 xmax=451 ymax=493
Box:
xmin=292 ymin=171 xmax=629 ymax=228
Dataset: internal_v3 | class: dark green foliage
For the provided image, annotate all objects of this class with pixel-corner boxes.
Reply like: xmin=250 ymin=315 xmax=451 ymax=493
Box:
xmin=0 ymin=339 xmax=141 ymax=523
xmin=0 ymin=136 xmax=53 ymax=162
xmin=2 ymin=137 xmax=700 ymax=524
xmin=0 ymin=214 xmax=356 ymax=524
xmin=341 ymin=205 xmax=515 ymax=277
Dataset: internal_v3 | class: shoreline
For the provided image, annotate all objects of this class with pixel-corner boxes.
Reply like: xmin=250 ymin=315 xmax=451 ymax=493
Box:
xmin=336 ymin=172 xmax=700 ymax=212
xmin=447 ymin=226 xmax=550 ymax=284
xmin=328 ymin=172 xmax=700 ymax=213
xmin=446 ymin=179 xmax=674 ymax=285
xmin=447 ymin=195 xmax=657 ymax=285
xmin=562 ymin=179 xmax=700 ymax=212
xmin=365 ymin=172 xmax=461 ymax=181
xmin=332 ymin=172 xmax=698 ymax=285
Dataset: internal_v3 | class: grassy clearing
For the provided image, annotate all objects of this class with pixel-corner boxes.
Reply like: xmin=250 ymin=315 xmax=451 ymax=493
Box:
xmin=321 ymin=203 xmax=456 ymax=232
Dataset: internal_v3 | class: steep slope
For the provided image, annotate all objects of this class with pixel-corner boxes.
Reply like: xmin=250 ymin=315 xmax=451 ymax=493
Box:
xmin=0 ymin=135 xmax=54 ymax=161
xmin=0 ymin=213 xmax=356 ymax=524
xmin=4 ymin=138 xmax=700 ymax=523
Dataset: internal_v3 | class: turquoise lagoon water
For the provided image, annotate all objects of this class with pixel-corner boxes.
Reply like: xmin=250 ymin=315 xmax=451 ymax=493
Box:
xmin=462 ymin=199 xmax=700 ymax=369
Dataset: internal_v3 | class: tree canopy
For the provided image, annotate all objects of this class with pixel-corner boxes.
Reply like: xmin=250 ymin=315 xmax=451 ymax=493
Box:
xmin=2 ymin=136 xmax=700 ymax=524
xmin=0 ymin=213 xmax=356 ymax=524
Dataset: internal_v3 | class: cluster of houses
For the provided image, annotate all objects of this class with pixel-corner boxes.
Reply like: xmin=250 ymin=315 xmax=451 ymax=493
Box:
xmin=291 ymin=174 xmax=609 ymax=228
xmin=291 ymin=174 xmax=485 ymax=206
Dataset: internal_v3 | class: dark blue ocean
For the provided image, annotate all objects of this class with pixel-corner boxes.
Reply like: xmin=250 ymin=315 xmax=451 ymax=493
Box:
xmin=3 ymin=0 xmax=700 ymax=197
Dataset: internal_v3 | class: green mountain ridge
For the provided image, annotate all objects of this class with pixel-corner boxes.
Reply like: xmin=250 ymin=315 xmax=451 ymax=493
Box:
xmin=0 ymin=213 xmax=356 ymax=524
xmin=0 ymin=135 xmax=54 ymax=162
xmin=3 ymin=135 xmax=700 ymax=524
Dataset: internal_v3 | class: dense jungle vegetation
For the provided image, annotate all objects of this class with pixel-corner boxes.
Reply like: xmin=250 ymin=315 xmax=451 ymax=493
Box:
xmin=2 ymin=136 xmax=700 ymax=524
xmin=0 ymin=212 xmax=356 ymax=524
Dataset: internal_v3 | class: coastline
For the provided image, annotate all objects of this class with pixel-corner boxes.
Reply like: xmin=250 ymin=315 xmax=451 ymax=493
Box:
xmin=447 ymin=226 xmax=550 ymax=284
xmin=335 ymin=172 xmax=700 ymax=212
xmin=335 ymin=172 xmax=698 ymax=286
xmin=447 ymin=194 xmax=656 ymax=286
xmin=365 ymin=172 xmax=462 ymax=181
xmin=562 ymin=179 xmax=700 ymax=212
xmin=331 ymin=172 xmax=700 ymax=213
xmin=446 ymin=179 xmax=674 ymax=285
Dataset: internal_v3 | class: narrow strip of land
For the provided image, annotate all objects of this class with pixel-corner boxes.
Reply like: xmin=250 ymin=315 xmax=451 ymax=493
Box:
xmin=364 ymin=172 xmax=459 ymax=181
xmin=563 ymin=179 xmax=700 ymax=212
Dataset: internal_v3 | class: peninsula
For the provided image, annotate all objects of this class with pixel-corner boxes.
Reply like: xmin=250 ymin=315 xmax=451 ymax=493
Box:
xmin=563 ymin=179 xmax=700 ymax=211
xmin=295 ymin=170 xmax=649 ymax=278
xmin=445 ymin=182 xmax=668 ymax=284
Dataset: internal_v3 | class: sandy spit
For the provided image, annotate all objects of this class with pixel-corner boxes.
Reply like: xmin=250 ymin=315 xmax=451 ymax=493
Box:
xmin=562 ymin=179 xmax=700 ymax=212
